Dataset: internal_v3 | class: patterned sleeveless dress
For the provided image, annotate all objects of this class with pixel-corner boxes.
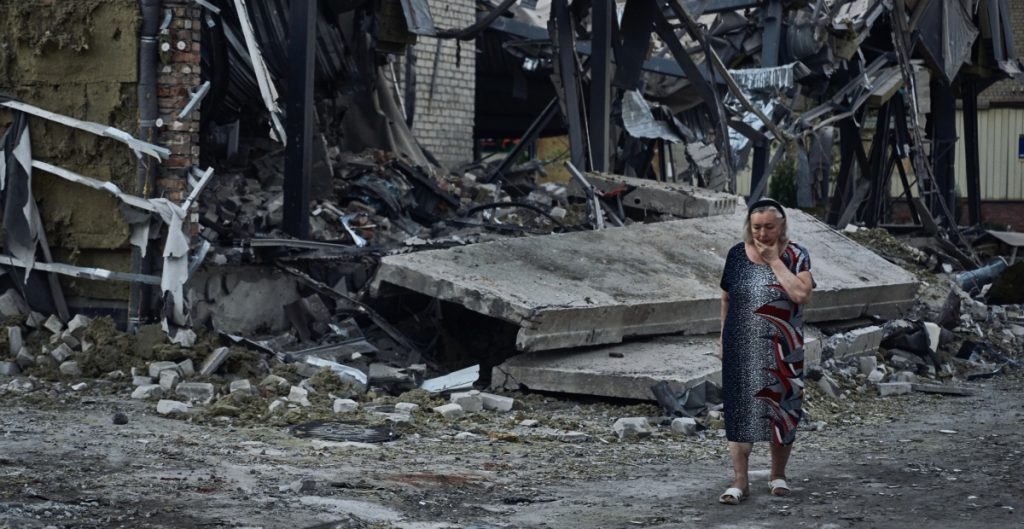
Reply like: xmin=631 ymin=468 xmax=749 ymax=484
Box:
xmin=719 ymin=241 xmax=812 ymax=446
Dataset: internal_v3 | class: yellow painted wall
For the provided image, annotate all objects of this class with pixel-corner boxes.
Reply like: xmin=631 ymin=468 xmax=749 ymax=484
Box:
xmin=955 ymin=107 xmax=1024 ymax=200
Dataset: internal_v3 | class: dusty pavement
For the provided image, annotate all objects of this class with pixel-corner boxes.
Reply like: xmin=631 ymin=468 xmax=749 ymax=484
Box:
xmin=1 ymin=370 xmax=1022 ymax=529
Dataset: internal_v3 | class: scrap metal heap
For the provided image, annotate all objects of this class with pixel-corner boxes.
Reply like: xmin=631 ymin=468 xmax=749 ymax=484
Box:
xmin=482 ymin=0 xmax=1020 ymax=231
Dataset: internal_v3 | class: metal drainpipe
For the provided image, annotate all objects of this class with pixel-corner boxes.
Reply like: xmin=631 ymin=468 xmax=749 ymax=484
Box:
xmin=130 ymin=0 xmax=162 ymax=334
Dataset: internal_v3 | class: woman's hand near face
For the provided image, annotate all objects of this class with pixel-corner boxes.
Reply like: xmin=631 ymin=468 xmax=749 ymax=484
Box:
xmin=753 ymin=239 xmax=780 ymax=264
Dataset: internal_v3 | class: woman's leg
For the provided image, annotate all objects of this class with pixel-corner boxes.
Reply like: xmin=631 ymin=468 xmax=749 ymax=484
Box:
xmin=768 ymin=443 xmax=793 ymax=496
xmin=769 ymin=443 xmax=792 ymax=480
xmin=728 ymin=441 xmax=753 ymax=491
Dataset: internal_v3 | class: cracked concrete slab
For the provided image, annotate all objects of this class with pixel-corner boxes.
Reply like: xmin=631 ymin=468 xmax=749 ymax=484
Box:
xmin=370 ymin=207 xmax=918 ymax=352
xmin=490 ymin=334 xmax=722 ymax=401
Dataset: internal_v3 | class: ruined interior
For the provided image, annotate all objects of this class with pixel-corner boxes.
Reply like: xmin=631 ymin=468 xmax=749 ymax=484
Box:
xmin=1 ymin=1 xmax=1023 ymax=527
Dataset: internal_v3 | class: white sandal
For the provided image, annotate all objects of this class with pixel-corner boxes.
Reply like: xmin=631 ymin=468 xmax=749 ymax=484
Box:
xmin=768 ymin=478 xmax=791 ymax=497
xmin=718 ymin=487 xmax=747 ymax=505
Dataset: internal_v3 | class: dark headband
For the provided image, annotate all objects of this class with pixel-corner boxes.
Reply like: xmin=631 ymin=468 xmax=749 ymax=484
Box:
xmin=747 ymin=198 xmax=786 ymax=219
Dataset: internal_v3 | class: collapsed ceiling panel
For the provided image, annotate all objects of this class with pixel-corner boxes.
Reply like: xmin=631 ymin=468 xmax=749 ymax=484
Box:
xmin=371 ymin=208 xmax=919 ymax=352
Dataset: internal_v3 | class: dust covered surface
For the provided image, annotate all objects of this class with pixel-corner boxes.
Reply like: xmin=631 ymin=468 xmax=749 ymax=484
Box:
xmin=0 ymin=370 xmax=1021 ymax=528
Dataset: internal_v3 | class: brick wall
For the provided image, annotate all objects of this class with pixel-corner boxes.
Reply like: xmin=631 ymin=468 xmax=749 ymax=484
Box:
xmin=978 ymin=2 xmax=1024 ymax=107
xmin=403 ymin=1 xmax=476 ymax=169
xmin=157 ymin=1 xmax=202 ymax=204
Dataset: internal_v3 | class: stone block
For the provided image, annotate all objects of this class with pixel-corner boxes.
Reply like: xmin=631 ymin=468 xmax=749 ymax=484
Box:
xmin=433 ymin=403 xmax=465 ymax=419
xmin=176 ymin=382 xmax=216 ymax=404
xmin=148 ymin=361 xmax=180 ymax=379
xmin=0 ymin=290 xmax=29 ymax=317
xmin=827 ymin=325 xmax=884 ymax=359
xmin=480 ymin=392 xmax=514 ymax=412
xmin=923 ymin=322 xmax=941 ymax=352
xmin=0 ymin=361 xmax=21 ymax=376
xmin=395 ymin=402 xmax=420 ymax=413
xmin=893 ymin=371 xmax=917 ymax=383
xmin=199 ymin=347 xmax=230 ymax=376
xmin=557 ymin=431 xmax=591 ymax=443
xmin=177 ymin=358 xmax=195 ymax=377
xmin=287 ymin=386 xmax=310 ymax=407
xmin=159 ymin=369 xmax=180 ymax=390
xmin=671 ymin=417 xmax=699 ymax=436
xmin=229 ymin=379 xmax=253 ymax=394
xmin=133 ymin=375 xmax=153 ymax=386
xmin=888 ymin=350 xmax=919 ymax=370
xmin=15 ymin=347 xmax=34 ymax=369
xmin=268 ymin=398 xmax=289 ymax=414
xmin=804 ymin=336 xmax=823 ymax=368
xmin=43 ymin=314 xmax=64 ymax=335
xmin=50 ymin=343 xmax=74 ymax=364
xmin=866 ymin=367 xmax=886 ymax=384
xmin=157 ymin=400 xmax=190 ymax=415
xmin=333 ymin=398 xmax=359 ymax=413
xmin=260 ymin=374 xmax=290 ymax=388
xmin=66 ymin=314 xmax=92 ymax=336
xmin=24 ymin=312 xmax=46 ymax=328
xmin=817 ymin=374 xmax=841 ymax=399
xmin=8 ymin=327 xmax=23 ymax=356
xmin=450 ymin=390 xmax=483 ymax=412
xmin=132 ymin=384 xmax=165 ymax=400
xmin=859 ymin=356 xmax=878 ymax=375
xmin=6 ymin=378 xmax=33 ymax=393
xmin=60 ymin=332 xmax=81 ymax=350
xmin=59 ymin=361 xmax=82 ymax=376
xmin=878 ymin=382 xmax=912 ymax=396
xmin=613 ymin=417 xmax=653 ymax=440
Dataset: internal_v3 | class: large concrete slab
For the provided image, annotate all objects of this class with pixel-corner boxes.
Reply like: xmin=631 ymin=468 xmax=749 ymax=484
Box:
xmin=370 ymin=207 xmax=919 ymax=352
xmin=490 ymin=335 xmax=722 ymax=401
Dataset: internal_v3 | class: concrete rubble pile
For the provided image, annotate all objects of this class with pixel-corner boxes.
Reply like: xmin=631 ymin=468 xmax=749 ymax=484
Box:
xmin=796 ymin=229 xmax=1023 ymax=415
xmin=1 ymin=221 xmax=1020 ymax=446
xmin=2 ymin=0 xmax=1024 ymax=446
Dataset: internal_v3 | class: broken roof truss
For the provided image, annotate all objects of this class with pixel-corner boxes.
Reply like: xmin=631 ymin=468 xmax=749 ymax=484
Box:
xmin=479 ymin=0 xmax=1022 ymax=241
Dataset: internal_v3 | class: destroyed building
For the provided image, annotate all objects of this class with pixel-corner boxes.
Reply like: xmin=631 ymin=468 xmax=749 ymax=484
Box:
xmin=0 ymin=0 xmax=1022 ymax=416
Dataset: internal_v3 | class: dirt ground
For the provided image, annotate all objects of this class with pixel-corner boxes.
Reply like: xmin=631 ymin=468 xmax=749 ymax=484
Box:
xmin=1 ymin=369 xmax=1021 ymax=529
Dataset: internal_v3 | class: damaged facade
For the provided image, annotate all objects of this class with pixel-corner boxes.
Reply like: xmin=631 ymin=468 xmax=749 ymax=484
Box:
xmin=0 ymin=0 xmax=1022 ymax=425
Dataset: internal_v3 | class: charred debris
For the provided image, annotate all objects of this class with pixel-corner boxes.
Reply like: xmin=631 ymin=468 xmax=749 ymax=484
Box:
xmin=1 ymin=0 xmax=1023 ymax=422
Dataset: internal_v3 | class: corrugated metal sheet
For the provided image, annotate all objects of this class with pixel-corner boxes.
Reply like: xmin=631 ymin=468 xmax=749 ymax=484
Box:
xmin=955 ymin=107 xmax=1024 ymax=200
